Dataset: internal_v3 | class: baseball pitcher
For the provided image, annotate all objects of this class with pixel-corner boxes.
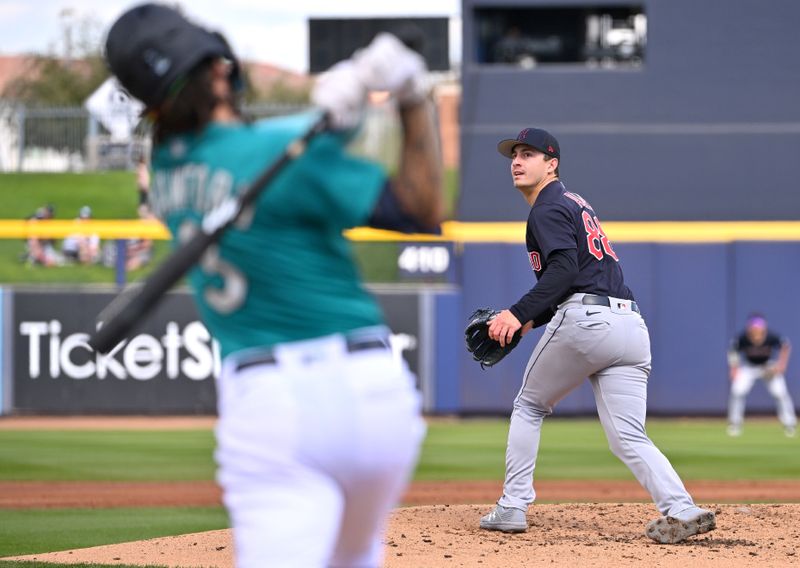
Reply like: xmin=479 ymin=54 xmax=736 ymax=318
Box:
xmin=477 ymin=127 xmax=716 ymax=544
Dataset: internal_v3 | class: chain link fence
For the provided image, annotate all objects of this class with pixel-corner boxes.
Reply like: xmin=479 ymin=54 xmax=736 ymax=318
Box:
xmin=0 ymin=102 xmax=316 ymax=173
xmin=0 ymin=90 xmax=449 ymax=174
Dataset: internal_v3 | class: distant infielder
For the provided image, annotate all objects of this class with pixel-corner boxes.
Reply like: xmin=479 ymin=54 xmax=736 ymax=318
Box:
xmin=727 ymin=314 xmax=797 ymax=437
xmin=105 ymin=4 xmax=443 ymax=567
xmin=479 ymin=127 xmax=716 ymax=544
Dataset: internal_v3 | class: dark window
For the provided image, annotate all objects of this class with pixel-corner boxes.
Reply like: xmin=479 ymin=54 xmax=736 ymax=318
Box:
xmin=474 ymin=5 xmax=646 ymax=68
xmin=309 ymin=17 xmax=450 ymax=73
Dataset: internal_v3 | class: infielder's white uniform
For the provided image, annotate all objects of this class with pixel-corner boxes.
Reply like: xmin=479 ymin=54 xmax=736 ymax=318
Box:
xmin=729 ymin=363 xmax=796 ymax=429
xmin=727 ymin=323 xmax=797 ymax=435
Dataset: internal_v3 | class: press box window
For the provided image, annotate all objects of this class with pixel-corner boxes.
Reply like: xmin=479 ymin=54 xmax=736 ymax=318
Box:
xmin=474 ymin=5 xmax=646 ymax=68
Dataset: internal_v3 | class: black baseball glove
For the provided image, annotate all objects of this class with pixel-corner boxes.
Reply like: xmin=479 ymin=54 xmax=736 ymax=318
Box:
xmin=464 ymin=308 xmax=522 ymax=368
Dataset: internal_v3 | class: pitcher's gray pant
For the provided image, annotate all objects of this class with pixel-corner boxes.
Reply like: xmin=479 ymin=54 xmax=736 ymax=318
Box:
xmin=497 ymin=294 xmax=697 ymax=517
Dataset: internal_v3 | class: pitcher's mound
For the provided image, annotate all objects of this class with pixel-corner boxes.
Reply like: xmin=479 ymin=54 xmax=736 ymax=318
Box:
xmin=7 ymin=503 xmax=800 ymax=567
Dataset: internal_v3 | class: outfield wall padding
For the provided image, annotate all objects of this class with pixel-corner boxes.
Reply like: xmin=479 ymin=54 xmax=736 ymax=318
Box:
xmin=1 ymin=241 xmax=798 ymax=416
xmin=456 ymin=242 xmax=800 ymax=416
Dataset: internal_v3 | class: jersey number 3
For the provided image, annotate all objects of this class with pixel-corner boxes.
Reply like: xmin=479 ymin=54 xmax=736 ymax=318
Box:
xmin=582 ymin=211 xmax=619 ymax=261
xmin=178 ymin=220 xmax=248 ymax=314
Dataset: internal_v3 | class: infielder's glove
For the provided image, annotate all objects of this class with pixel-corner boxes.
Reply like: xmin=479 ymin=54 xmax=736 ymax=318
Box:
xmin=464 ymin=308 xmax=522 ymax=369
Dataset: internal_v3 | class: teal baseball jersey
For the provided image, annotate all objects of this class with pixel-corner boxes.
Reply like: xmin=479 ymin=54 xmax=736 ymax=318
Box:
xmin=150 ymin=111 xmax=387 ymax=357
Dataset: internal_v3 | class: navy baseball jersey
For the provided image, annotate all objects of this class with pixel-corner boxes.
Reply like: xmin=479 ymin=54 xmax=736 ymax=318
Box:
xmin=525 ymin=180 xmax=632 ymax=300
xmin=731 ymin=332 xmax=785 ymax=365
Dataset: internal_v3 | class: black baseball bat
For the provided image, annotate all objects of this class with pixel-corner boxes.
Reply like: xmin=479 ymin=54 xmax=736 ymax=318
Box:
xmin=88 ymin=113 xmax=330 ymax=354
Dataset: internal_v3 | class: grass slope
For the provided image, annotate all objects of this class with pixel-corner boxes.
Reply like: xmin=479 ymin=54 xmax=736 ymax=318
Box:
xmin=0 ymin=173 xmax=140 ymax=221
xmin=0 ymin=172 xmax=166 ymax=284
xmin=0 ymin=170 xmax=459 ymax=285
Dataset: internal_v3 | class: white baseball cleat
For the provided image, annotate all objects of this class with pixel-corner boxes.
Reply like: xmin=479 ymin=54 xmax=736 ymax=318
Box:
xmin=785 ymin=426 xmax=797 ymax=438
xmin=479 ymin=505 xmax=528 ymax=533
xmin=726 ymin=424 xmax=742 ymax=437
xmin=645 ymin=507 xmax=716 ymax=544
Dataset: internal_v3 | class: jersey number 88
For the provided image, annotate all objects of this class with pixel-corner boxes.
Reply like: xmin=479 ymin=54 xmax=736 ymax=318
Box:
xmin=581 ymin=211 xmax=619 ymax=262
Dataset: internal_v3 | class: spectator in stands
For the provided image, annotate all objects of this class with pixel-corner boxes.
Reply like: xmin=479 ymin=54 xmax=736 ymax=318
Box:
xmin=493 ymin=26 xmax=538 ymax=67
xmin=24 ymin=204 xmax=62 ymax=266
xmin=62 ymin=206 xmax=101 ymax=265
xmin=126 ymin=154 xmax=154 ymax=271
xmin=136 ymin=154 xmax=151 ymax=218
xmin=126 ymin=205 xmax=155 ymax=271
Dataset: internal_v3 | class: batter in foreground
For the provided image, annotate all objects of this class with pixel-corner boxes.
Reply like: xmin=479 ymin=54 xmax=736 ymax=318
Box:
xmin=479 ymin=127 xmax=716 ymax=544
xmin=105 ymin=4 xmax=442 ymax=566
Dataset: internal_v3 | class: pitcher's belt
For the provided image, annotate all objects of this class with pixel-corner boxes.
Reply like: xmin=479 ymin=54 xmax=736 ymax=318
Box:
xmin=582 ymin=294 xmax=640 ymax=314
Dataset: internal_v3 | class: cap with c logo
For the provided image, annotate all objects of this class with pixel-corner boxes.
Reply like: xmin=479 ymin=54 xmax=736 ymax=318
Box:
xmin=497 ymin=127 xmax=560 ymax=160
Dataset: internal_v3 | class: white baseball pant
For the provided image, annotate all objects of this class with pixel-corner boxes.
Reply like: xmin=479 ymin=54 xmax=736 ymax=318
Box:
xmin=215 ymin=327 xmax=425 ymax=568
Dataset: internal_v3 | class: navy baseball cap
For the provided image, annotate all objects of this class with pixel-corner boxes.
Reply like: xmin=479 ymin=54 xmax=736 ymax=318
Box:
xmin=105 ymin=3 xmax=241 ymax=109
xmin=497 ymin=128 xmax=560 ymax=160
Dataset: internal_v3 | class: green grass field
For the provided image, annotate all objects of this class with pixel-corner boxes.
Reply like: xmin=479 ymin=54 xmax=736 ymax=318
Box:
xmin=0 ymin=172 xmax=167 ymax=284
xmin=0 ymin=173 xmax=141 ymax=221
xmin=1 ymin=417 xmax=798 ymax=564
xmin=0 ymin=508 xmax=228 ymax=558
xmin=0 ymin=429 xmax=216 ymax=482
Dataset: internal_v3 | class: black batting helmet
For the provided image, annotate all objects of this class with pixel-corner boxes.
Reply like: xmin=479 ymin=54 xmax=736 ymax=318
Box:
xmin=105 ymin=3 xmax=241 ymax=109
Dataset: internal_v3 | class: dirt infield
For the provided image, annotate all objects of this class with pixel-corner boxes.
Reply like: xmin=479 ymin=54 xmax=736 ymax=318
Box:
xmin=5 ymin=478 xmax=800 ymax=509
xmin=4 ymin=416 xmax=800 ymax=566
xmin=7 ymin=503 xmax=800 ymax=567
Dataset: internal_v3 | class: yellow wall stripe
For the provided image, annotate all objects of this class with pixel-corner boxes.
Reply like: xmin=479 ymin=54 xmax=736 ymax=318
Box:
xmin=602 ymin=221 xmax=800 ymax=243
xmin=2 ymin=220 xmax=800 ymax=243
xmin=348 ymin=221 xmax=800 ymax=243
xmin=0 ymin=220 xmax=171 ymax=239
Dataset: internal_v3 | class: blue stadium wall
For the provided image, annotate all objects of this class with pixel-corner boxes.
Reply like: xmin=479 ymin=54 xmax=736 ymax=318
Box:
xmin=1 ymin=241 xmax=798 ymax=417
xmin=459 ymin=0 xmax=800 ymax=221
xmin=448 ymin=241 xmax=800 ymax=416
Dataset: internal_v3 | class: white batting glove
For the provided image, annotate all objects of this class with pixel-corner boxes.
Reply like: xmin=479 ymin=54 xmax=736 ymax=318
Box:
xmin=311 ymin=60 xmax=368 ymax=130
xmin=354 ymin=32 xmax=430 ymax=107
